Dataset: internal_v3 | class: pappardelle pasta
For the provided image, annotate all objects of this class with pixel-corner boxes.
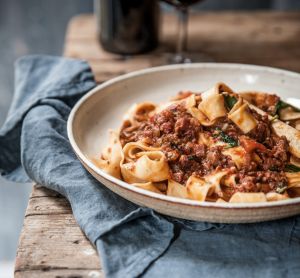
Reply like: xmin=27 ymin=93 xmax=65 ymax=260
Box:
xmin=94 ymin=83 xmax=300 ymax=203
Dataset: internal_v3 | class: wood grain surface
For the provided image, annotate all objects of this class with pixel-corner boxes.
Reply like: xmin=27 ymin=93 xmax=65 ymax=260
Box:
xmin=64 ymin=12 xmax=300 ymax=83
xmin=15 ymin=11 xmax=300 ymax=277
xmin=15 ymin=186 xmax=102 ymax=277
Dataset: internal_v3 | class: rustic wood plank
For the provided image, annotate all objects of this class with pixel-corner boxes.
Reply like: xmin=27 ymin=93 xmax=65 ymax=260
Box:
xmin=85 ymin=55 xmax=300 ymax=83
xmin=25 ymin=196 xmax=71 ymax=216
xmin=65 ymin=12 xmax=300 ymax=45
xmin=27 ymin=186 xmax=70 ymax=216
xmin=16 ymin=186 xmax=101 ymax=277
xmin=64 ymin=12 xmax=300 ymax=83
xmin=30 ymin=185 xmax=62 ymax=198
xmin=15 ymin=214 xmax=100 ymax=272
xmin=66 ymin=39 xmax=300 ymax=63
xmin=15 ymin=269 xmax=103 ymax=278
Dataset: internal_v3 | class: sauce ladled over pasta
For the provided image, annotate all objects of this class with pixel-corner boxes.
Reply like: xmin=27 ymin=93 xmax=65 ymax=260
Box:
xmin=94 ymin=82 xmax=300 ymax=203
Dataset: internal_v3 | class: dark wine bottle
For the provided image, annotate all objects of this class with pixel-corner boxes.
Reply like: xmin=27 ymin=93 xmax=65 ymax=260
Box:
xmin=95 ymin=0 xmax=160 ymax=55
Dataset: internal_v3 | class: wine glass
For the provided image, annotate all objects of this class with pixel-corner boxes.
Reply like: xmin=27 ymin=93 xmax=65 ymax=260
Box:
xmin=162 ymin=0 xmax=211 ymax=63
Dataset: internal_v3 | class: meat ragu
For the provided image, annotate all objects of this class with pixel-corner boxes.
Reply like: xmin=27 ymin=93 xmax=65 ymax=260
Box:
xmin=97 ymin=82 xmax=300 ymax=203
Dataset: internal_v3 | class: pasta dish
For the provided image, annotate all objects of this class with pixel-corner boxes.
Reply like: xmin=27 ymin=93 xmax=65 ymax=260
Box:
xmin=94 ymin=83 xmax=300 ymax=203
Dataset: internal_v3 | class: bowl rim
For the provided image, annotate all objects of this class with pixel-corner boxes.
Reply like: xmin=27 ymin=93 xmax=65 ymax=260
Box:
xmin=67 ymin=62 xmax=300 ymax=209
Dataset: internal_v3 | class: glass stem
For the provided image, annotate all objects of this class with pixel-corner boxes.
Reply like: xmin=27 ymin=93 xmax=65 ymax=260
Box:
xmin=176 ymin=7 xmax=188 ymax=56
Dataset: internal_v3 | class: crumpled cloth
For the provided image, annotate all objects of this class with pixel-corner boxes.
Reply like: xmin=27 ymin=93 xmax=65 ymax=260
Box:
xmin=1 ymin=55 xmax=300 ymax=278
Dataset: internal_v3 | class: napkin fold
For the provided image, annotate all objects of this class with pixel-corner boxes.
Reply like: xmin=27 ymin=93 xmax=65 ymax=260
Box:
xmin=1 ymin=55 xmax=300 ymax=278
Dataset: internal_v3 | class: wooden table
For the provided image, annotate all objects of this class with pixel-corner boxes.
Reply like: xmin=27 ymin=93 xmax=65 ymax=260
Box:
xmin=15 ymin=12 xmax=300 ymax=277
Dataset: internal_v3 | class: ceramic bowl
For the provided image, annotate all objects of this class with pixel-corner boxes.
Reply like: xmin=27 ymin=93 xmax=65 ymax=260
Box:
xmin=67 ymin=63 xmax=300 ymax=223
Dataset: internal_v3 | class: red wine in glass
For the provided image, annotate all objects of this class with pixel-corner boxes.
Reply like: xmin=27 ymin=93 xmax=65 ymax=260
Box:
xmin=161 ymin=0 xmax=210 ymax=63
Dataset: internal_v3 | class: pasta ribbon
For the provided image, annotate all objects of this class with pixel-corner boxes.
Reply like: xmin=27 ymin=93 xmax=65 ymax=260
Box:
xmin=286 ymin=172 xmax=300 ymax=188
xmin=279 ymin=107 xmax=300 ymax=121
xmin=167 ymin=170 xmax=229 ymax=201
xmin=121 ymin=142 xmax=169 ymax=183
xmin=198 ymin=132 xmax=214 ymax=146
xmin=216 ymin=198 xmax=227 ymax=203
xmin=290 ymin=156 xmax=300 ymax=167
xmin=167 ymin=180 xmax=189 ymax=199
xmin=272 ymin=120 xmax=300 ymax=158
xmin=184 ymin=94 xmax=196 ymax=109
xmin=266 ymin=192 xmax=289 ymax=201
xmin=198 ymin=84 xmax=227 ymax=121
xmin=123 ymin=142 xmax=160 ymax=162
xmin=132 ymin=182 xmax=166 ymax=194
xmin=123 ymin=102 xmax=157 ymax=124
xmin=186 ymin=176 xmax=214 ymax=201
xmin=222 ymin=146 xmax=247 ymax=169
xmin=294 ymin=120 xmax=300 ymax=131
xmin=223 ymin=174 xmax=237 ymax=187
xmin=203 ymin=170 xmax=229 ymax=197
xmin=189 ymin=107 xmax=217 ymax=126
xmin=229 ymin=192 xmax=267 ymax=203
xmin=184 ymin=94 xmax=216 ymax=126
xmin=228 ymin=98 xmax=257 ymax=134
xmin=92 ymin=130 xmax=123 ymax=179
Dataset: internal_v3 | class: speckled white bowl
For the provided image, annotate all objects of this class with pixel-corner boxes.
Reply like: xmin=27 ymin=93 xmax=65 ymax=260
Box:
xmin=67 ymin=63 xmax=300 ymax=223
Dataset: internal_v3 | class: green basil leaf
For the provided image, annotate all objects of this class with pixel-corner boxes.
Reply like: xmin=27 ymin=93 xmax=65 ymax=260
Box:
xmin=285 ymin=164 xmax=300 ymax=172
xmin=219 ymin=131 xmax=238 ymax=147
xmin=224 ymin=95 xmax=237 ymax=110
xmin=275 ymin=100 xmax=300 ymax=114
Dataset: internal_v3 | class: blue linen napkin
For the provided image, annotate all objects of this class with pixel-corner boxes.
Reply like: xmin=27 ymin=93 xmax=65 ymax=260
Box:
xmin=1 ymin=55 xmax=300 ymax=278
